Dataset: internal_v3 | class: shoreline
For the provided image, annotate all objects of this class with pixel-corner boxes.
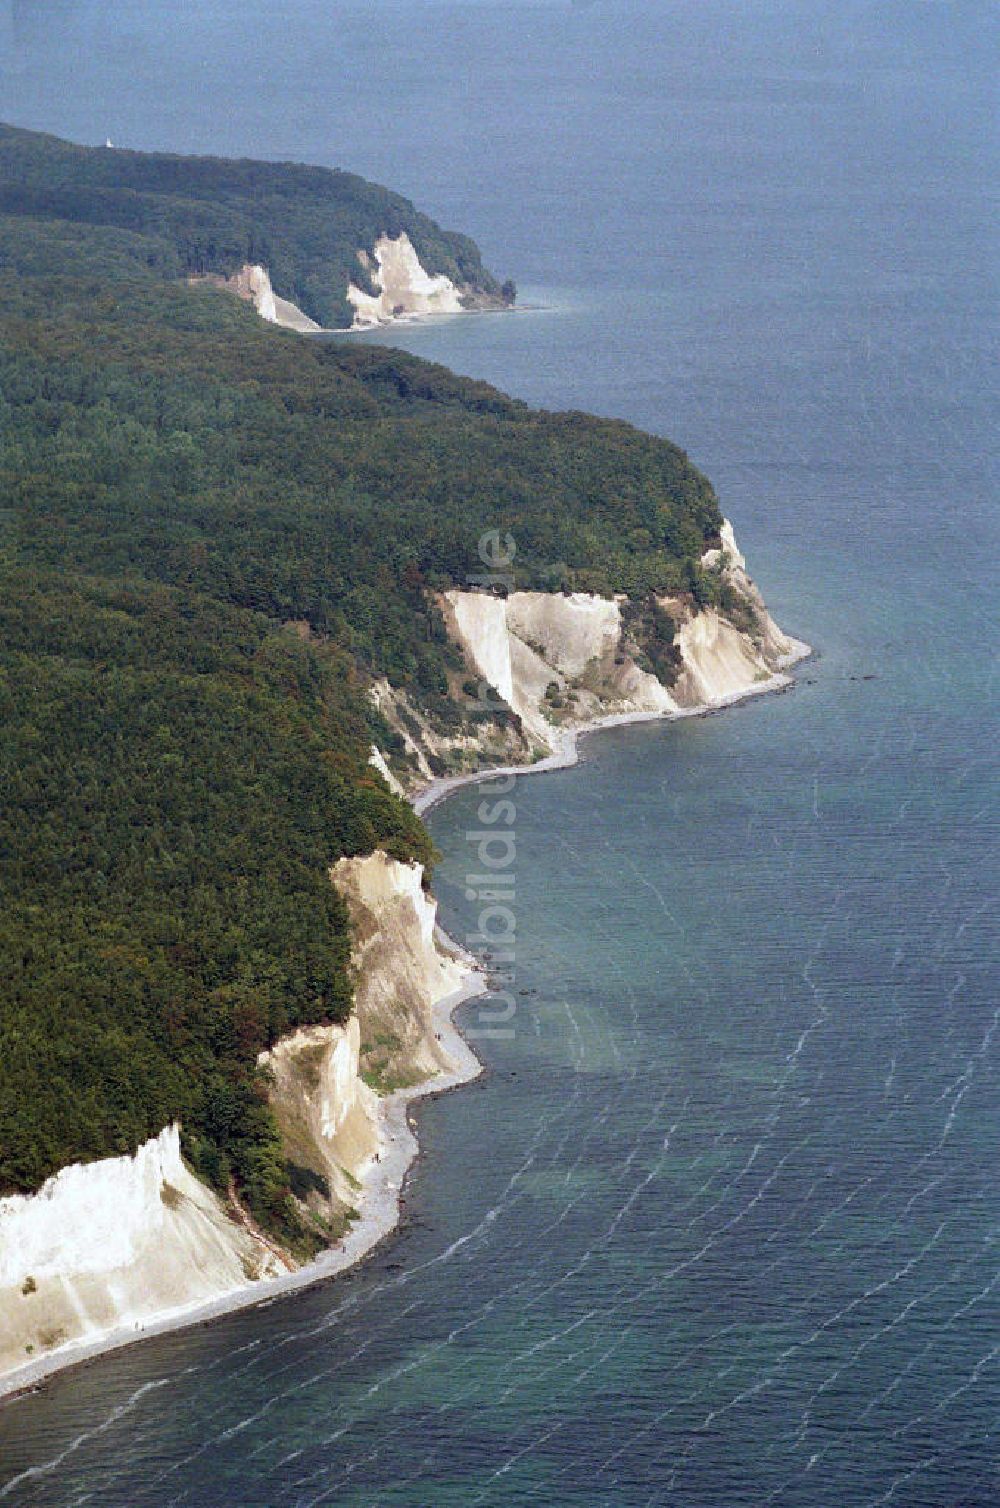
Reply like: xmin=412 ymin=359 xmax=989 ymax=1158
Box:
xmin=327 ymin=300 xmax=551 ymax=340
xmin=0 ymin=637 xmax=810 ymax=1406
xmin=413 ymin=639 xmax=812 ymax=816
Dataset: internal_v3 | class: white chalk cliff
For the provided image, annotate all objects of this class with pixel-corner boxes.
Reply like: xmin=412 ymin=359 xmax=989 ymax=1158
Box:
xmin=369 ymin=675 xmax=518 ymax=784
xmin=432 ymin=521 xmax=806 ymax=763
xmin=348 ymin=233 xmax=464 ymax=328
xmin=200 ymin=262 xmax=322 ymax=332
xmin=440 ymin=589 xmax=671 ymax=750
xmin=331 ymin=853 xmax=469 ymax=1084
xmin=369 ymin=743 xmax=406 ymax=797
xmin=197 ymin=241 xmax=495 ymax=333
xmin=259 ymin=857 xmax=469 ymax=1219
xmin=260 ymin=1016 xmax=380 ymax=1213
xmin=0 ymin=1124 xmax=284 ymax=1384
xmin=0 ymin=855 xmax=475 ymax=1395
xmin=697 ymin=518 xmax=804 ymax=669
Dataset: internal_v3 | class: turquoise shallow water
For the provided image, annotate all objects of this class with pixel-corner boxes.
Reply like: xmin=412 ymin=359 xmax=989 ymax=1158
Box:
xmin=0 ymin=2 xmax=997 ymax=1503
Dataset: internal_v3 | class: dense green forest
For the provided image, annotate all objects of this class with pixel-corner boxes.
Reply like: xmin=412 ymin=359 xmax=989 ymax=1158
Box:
xmin=0 ymin=575 xmax=431 ymax=1248
xmin=0 ymin=163 xmax=726 ymax=1248
xmin=0 ymin=123 xmax=507 ymax=327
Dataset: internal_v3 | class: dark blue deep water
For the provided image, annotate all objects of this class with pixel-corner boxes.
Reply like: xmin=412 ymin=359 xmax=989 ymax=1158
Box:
xmin=0 ymin=3 xmax=996 ymax=1503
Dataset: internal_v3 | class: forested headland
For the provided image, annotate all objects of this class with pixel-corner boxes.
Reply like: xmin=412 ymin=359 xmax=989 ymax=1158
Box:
xmin=0 ymin=135 xmax=730 ymax=1248
xmin=0 ymin=122 xmax=511 ymax=328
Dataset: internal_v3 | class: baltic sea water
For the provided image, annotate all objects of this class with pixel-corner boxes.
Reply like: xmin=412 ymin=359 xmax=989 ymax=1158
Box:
xmin=0 ymin=3 xmax=996 ymax=1503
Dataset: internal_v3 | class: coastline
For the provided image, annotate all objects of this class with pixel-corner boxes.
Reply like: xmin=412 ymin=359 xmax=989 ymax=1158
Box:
xmin=0 ymin=637 xmax=809 ymax=1407
xmin=0 ymin=969 xmax=486 ymax=1405
xmin=341 ymin=308 xmax=512 ymax=335
xmin=414 ymin=639 xmax=812 ymax=816
xmin=334 ymin=302 xmax=529 ymax=338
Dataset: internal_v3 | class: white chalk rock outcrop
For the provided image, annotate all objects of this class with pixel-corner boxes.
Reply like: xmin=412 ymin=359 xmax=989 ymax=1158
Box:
xmin=440 ymin=527 xmax=808 ymax=758
xmin=263 ymin=854 xmax=475 ymax=1220
xmin=332 ymin=853 xmax=469 ymax=1082
xmin=224 ymin=263 xmax=321 ymax=332
xmin=0 ymin=1125 xmax=282 ymax=1382
xmin=447 ymin=591 xmax=516 ymax=709
xmin=698 ymin=517 xmax=810 ymax=671
xmin=506 ymin=592 xmax=622 ymax=680
xmin=673 ymin=607 xmax=769 ymax=705
xmin=232 ymin=261 xmax=278 ymax=322
xmin=442 ymin=588 xmax=676 ymax=752
xmin=369 ymin=677 xmax=500 ymax=784
xmin=701 ymin=517 xmax=746 ymax=572
xmin=261 ymin=1017 xmax=380 ymax=1210
xmin=369 ymin=743 xmax=406 ymax=797
xmin=349 ymin=233 xmax=464 ymax=328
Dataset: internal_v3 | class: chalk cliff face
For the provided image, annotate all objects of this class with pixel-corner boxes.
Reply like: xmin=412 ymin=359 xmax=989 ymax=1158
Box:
xmin=199 ymin=242 xmax=501 ymax=333
xmin=348 ymin=233 xmax=465 ymax=328
xmin=260 ymin=854 xmax=472 ymax=1233
xmin=439 ymin=589 xmax=671 ymax=752
xmin=0 ymin=854 xmax=475 ymax=1394
xmin=369 ymin=675 xmax=529 ymax=783
xmin=261 ymin=1017 xmax=380 ymax=1217
xmin=369 ymin=743 xmax=406 ymax=797
xmin=0 ymin=1124 xmax=283 ymax=1382
xmin=698 ymin=518 xmax=804 ymax=668
xmin=355 ymin=518 xmax=808 ymax=784
xmin=331 ymin=853 xmax=469 ymax=1088
xmin=230 ymin=262 xmax=279 ymax=323
xmin=387 ymin=518 xmax=808 ymax=775
xmin=196 ymin=262 xmax=322 ymax=332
